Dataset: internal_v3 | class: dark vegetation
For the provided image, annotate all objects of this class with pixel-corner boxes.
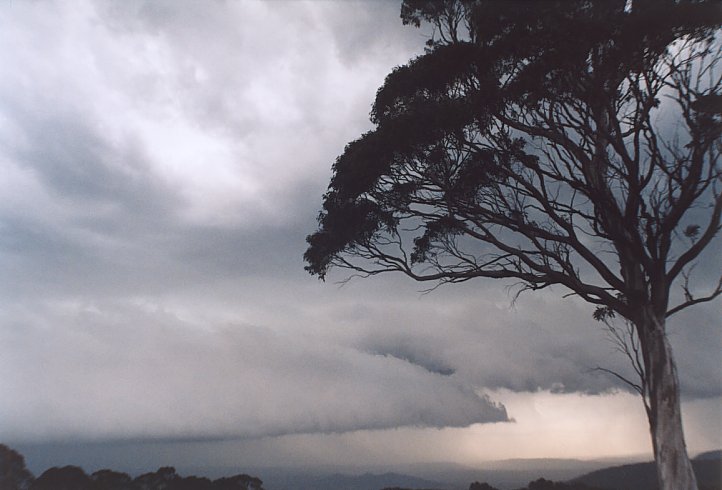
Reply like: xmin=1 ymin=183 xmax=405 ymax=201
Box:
xmin=0 ymin=444 xmax=264 ymax=490
xmin=0 ymin=444 xmax=34 ymax=490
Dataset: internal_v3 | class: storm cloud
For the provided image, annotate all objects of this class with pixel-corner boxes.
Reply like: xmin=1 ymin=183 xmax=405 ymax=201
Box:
xmin=0 ymin=0 xmax=719 ymax=464
xmin=0 ymin=300 xmax=509 ymax=442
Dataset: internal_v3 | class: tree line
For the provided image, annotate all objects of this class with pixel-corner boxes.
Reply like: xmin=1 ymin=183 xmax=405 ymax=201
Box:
xmin=0 ymin=444 xmax=264 ymax=490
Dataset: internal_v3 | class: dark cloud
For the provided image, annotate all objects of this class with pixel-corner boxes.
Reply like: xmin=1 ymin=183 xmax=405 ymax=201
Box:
xmin=668 ymin=304 xmax=722 ymax=399
xmin=330 ymin=283 xmax=721 ymax=399
xmin=367 ymin=349 xmax=456 ymax=377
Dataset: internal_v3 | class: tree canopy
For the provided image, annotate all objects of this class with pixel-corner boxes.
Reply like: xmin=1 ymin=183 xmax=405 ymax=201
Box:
xmin=0 ymin=444 xmax=34 ymax=490
xmin=306 ymin=1 xmax=721 ymax=319
xmin=305 ymin=2 xmax=721 ymax=489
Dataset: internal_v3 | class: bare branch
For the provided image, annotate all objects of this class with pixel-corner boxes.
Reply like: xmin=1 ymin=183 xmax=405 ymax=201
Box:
xmin=667 ymin=274 xmax=722 ymax=317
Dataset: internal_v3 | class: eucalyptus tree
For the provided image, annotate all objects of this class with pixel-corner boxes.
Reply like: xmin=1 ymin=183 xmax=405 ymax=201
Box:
xmin=305 ymin=2 xmax=721 ymax=489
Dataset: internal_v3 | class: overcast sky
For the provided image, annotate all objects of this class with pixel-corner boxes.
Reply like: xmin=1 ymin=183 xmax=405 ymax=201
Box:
xmin=0 ymin=0 xmax=720 ymax=475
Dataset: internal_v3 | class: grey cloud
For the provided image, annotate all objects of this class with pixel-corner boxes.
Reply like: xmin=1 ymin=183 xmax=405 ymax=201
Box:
xmin=367 ymin=349 xmax=456 ymax=377
xmin=668 ymin=304 xmax=722 ymax=399
xmin=2 ymin=108 xmax=179 ymax=221
xmin=0 ymin=300 xmax=508 ymax=443
xmin=326 ymin=284 xmax=721 ymax=399
xmin=312 ymin=0 xmax=427 ymax=66
xmin=0 ymin=53 xmax=316 ymax=301
xmin=1 ymin=0 xmax=417 ymax=234
xmin=92 ymin=0 xmax=415 ymax=142
xmin=0 ymin=189 xmax=315 ymax=301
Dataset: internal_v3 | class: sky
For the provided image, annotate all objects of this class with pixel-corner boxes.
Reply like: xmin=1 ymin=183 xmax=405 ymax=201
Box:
xmin=0 ymin=0 xmax=720 ymax=476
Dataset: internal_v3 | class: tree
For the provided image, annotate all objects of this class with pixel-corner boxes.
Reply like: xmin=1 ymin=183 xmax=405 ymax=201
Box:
xmin=469 ymin=482 xmax=499 ymax=490
xmin=134 ymin=467 xmax=178 ymax=490
xmin=91 ymin=469 xmax=135 ymax=490
xmin=211 ymin=474 xmax=264 ymax=490
xmin=30 ymin=466 xmax=95 ymax=490
xmin=304 ymin=2 xmax=722 ymax=489
xmin=0 ymin=444 xmax=35 ymax=490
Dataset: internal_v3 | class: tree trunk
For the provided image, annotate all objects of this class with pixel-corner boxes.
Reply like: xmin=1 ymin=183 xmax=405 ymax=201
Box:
xmin=638 ymin=311 xmax=698 ymax=490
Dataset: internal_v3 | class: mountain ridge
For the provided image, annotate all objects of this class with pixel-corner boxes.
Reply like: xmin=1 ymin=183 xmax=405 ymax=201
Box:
xmin=572 ymin=454 xmax=721 ymax=490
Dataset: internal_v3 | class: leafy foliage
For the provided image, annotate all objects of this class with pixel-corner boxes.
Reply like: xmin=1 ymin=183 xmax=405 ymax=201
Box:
xmin=0 ymin=444 xmax=35 ymax=490
xmin=305 ymin=1 xmax=721 ymax=323
xmin=22 ymin=462 xmax=264 ymax=490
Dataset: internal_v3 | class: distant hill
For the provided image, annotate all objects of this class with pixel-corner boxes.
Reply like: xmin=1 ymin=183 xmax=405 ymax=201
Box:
xmin=249 ymin=458 xmax=649 ymax=490
xmin=383 ymin=458 xmax=628 ymax=490
xmin=248 ymin=458 xmax=633 ymax=490
xmin=571 ymin=454 xmax=721 ymax=490
xmin=696 ymin=451 xmax=722 ymax=461
xmin=260 ymin=471 xmax=446 ymax=490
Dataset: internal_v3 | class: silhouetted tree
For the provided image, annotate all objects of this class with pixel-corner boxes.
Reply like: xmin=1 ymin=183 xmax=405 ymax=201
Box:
xmin=135 ymin=467 xmax=178 ymax=490
xmin=171 ymin=475 xmax=213 ymax=490
xmin=379 ymin=488 xmax=452 ymax=490
xmin=91 ymin=469 xmax=135 ymax=490
xmin=0 ymin=446 xmax=267 ymax=490
xmin=0 ymin=444 xmax=35 ymax=490
xmin=522 ymin=478 xmax=605 ymax=490
xmin=305 ymin=2 xmax=721 ymax=490
xmin=212 ymin=474 xmax=264 ymax=490
xmin=469 ymin=482 xmax=500 ymax=490
xmin=527 ymin=480 xmax=558 ymax=490
xmin=30 ymin=465 xmax=95 ymax=490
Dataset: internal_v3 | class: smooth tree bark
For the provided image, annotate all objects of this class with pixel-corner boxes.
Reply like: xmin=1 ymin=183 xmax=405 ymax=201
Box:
xmin=305 ymin=2 xmax=721 ymax=489
xmin=640 ymin=316 xmax=697 ymax=489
